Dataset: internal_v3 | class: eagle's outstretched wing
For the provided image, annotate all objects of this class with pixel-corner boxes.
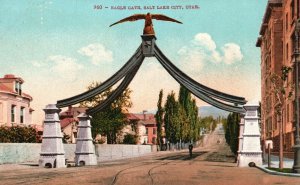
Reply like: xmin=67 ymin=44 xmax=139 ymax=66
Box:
xmin=151 ymin=14 xmax=183 ymax=24
xmin=109 ymin=14 xmax=146 ymax=27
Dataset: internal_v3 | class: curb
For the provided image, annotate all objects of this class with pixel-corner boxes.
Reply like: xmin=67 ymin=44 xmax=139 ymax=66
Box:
xmin=256 ymin=166 xmax=300 ymax=177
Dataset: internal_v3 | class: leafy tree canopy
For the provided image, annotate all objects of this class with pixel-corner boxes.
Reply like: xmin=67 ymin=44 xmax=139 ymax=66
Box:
xmin=80 ymin=81 xmax=132 ymax=144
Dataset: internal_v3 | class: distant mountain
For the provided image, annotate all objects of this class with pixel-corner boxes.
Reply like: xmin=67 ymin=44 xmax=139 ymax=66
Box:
xmin=198 ymin=106 xmax=229 ymax=119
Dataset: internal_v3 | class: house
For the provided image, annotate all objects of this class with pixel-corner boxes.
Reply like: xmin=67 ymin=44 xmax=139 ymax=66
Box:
xmin=126 ymin=112 xmax=158 ymax=144
xmin=0 ymin=74 xmax=34 ymax=126
xmin=59 ymin=106 xmax=87 ymax=143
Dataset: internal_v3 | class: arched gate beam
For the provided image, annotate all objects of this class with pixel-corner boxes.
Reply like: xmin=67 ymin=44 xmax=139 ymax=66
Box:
xmin=56 ymin=35 xmax=246 ymax=114
xmin=154 ymin=46 xmax=245 ymax=114
xmin=154 ymin=44 xmax=247 ymax=105
xmin=56 ymin=45 xmax=143 ymax=108
xmin=87 ymin=55 xmax=145 ymax=114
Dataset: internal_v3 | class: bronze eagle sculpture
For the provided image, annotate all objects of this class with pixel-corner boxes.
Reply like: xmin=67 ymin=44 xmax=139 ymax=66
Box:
xmin=109 ymin=13 xmax=183 ymax=35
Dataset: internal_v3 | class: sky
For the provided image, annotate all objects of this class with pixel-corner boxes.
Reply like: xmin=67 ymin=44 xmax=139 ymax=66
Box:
xmin=0 ymin=0 xmax=268 ymax=124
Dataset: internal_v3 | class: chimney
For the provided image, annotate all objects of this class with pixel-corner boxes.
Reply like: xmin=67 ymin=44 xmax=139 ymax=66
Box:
xmin=67 ymin=105 xmax=72 ymax=116
xmin=143 ymin=110 xmax=147 ymax=120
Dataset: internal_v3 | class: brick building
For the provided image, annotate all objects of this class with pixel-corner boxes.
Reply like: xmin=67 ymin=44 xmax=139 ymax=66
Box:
xmin=126 ymin=112 xmax=158 ymax=144
xmin=257 ymin=0 xmax=300 ymax=155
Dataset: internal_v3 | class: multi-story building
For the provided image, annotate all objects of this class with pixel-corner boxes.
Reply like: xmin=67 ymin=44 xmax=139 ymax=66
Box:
xmin=126 ymin=112 xmax=158 ymax=144
xmin=0 ymin=74 xmax=34 ymax=126
xmin=257 ymin=0 xmax=300 ymax=156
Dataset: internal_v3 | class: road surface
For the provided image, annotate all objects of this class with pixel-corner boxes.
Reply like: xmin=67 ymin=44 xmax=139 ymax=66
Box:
xmin=0 ymin=145 xmax=299 ymax=185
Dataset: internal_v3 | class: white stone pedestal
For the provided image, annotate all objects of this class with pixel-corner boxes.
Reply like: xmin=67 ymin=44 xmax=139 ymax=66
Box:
xmin=75 ymin=113 xmax=97 ymax=166
xmin=237 ymin=114 xmax=245 ymax=166
xmin=39 ymin=104 xmax=66 ymax=168
xmin=238 ymin=104 xmax=262 ymax=167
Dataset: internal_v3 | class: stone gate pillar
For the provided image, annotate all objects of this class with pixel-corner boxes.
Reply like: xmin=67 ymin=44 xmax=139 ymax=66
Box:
xmin=75 ymin=113 xmax=97 ymax=166
xmin=238 ymin=104 xmax=262 ymax=167
xmin=237 ymin=114 xmax=245 ymax=166
xmin=39 ymin=104 xmax=66 ymax=168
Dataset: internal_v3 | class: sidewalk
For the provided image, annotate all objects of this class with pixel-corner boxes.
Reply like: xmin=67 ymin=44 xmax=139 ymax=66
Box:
xmin=263 ymin=155 xmax=294 ymax=168
xmin=256 ymin=155 xmax=300 ymax=177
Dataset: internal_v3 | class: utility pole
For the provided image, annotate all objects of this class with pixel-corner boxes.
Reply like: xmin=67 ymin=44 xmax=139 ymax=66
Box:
xmin=293 ymin=18 xmax=300 ymax=173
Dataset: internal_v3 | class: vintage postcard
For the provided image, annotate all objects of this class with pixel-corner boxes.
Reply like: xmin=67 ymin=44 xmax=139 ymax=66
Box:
xmin=1 ymin=0 xmax=300 ymax=184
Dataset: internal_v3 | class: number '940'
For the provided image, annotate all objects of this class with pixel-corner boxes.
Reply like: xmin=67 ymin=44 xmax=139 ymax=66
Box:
xmin=94 ymin=5 xmax=102 ymax=9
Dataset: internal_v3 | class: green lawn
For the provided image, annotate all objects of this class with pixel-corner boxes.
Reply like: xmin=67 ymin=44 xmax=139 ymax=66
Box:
xmin=267 ymin=167 xmax=293 ymax=173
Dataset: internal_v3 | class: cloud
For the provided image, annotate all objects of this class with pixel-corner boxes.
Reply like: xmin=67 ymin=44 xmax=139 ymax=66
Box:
xmin=78 ymin=43 xmax=113 ymax=65
xmin=178 ymin=33 xmax=243 ymax=72
xmin=31 ymin=60 xmax=44 ymax=67
xmin=178 ymin=46 xmax=206 ymax=72
xmin=193 ymin=33 xmax=216 ymax=51
xmin=48 ymin=55 xmax=83 ymax=81
xmin=222 ymin=43 xmax=243 ymax=64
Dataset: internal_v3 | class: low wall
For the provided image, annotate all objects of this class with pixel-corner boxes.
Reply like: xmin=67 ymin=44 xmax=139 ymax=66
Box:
xmin=0 ymin=143 xmax=40 ymax=164
xmin=95 ymin=144 xmax=153 ymax=161
xmin=0 ymin=143 xmax=154 ymax=164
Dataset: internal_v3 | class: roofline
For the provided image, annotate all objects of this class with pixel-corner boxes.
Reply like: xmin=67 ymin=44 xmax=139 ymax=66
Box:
xmin=256 ymin=36 xmax=262 ymax=47
xmin=259 ymin=0 xmax=282 ymax=35
xmin=0 ymin=75 xmax=24 ymax=83
xmin=0 ymin=91 xmax=33 ymax=101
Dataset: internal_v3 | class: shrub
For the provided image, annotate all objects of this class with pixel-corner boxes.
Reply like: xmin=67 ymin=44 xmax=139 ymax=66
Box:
xmin=0 ymin=125 xmax=39 ymax=143
xmin=122 ymin=133 xmax=138 ymax=144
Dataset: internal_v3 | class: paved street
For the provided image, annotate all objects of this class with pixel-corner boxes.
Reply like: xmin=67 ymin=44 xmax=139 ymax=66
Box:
xmin=0 ymin=146 xmax=300 ymax=185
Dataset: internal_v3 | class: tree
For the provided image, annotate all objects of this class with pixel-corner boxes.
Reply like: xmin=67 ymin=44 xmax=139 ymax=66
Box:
xmin=80 ymin=81 xmax=132 ymax=144
xmin=178 ymin=85 xmax=201 ymax=143
xmin=80 ymin=81 xmax=132 ymax=111
xmin=199 ymin=116 xmax=217 ymax=133
xmin=164 ymin=91 xmax=178 ymax=144
xmin=155 ymin=89 xmax=164 ymax=150
xmin=224 ymin=116 xmax=230 ymax=145
xmin=174 ymin=103 xmax=188 ymax=145
xmin=269 ymin=66 xmax=293 ymax=169
xmin=190 ymin=99 xmax=201 ymax=142
xmin=163 ymin=86 xmax=202 ymax=148
xmin=224 ymin=113 xmax=240 ymax=160
xmin=178 ymin=85 xmax=192 ymax=142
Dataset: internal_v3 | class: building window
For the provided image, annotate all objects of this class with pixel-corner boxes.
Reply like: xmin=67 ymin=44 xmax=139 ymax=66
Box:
xmin=287 ymin=104 xmax=290 ymax=122
xmin=286 ymin=13 xmax=288 ymax=31
xmin=20 ymin=107 xmax=25 ymax=124
xmin=146 ymin=128 xmax=148 ymax=135
xmin=153 ymin=128 xmax=156 ymax=135
xmin=19 ymin=83 xmax=22 ymax=95
xmin=297 ymin=0 xmax=299 ymax=18
xmin=286 ymin=43 xmax=289 ymax=60
xmin=73 ymin=132 xmax=77 ymax=139
xmin=14 ymin=81 xmax=22 ymax=95
xmin=275 ymin=114 xmax=278 ymax=130
xmin=11 ymin=105 xmax=16 ymax=123
xmin=291 ymin=1 xmax=295 ymax=20
xmin=266 ymin=118 xmax=272 ymax=138
xmin=0 ymin=103 xmax=3 ymax=122
xmin=15 ymin=82 xmax=18 ymax=93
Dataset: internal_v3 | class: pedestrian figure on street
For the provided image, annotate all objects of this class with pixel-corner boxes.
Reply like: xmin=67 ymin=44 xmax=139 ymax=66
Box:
xmin=188 ymin=144 xmax=193 ymax=158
